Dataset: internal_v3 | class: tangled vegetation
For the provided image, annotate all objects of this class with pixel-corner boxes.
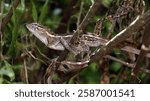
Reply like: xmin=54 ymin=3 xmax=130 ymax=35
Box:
xmin=0 ymin=0 xmax=150 ymax=84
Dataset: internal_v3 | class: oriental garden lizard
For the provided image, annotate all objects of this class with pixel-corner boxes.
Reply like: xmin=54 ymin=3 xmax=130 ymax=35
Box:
xmin=26 ymin=23 xmax=150 ymax=70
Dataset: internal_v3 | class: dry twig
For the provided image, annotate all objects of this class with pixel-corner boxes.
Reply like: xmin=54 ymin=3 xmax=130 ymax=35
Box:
xmin=90 ymin=10 xmax=150 ymax=62
xmin=131 ymin=21 xmax=150 ymax=83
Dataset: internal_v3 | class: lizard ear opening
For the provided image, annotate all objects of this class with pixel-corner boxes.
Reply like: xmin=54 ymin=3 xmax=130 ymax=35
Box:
xmin=62 ymin=64 xmax=70 ymax=70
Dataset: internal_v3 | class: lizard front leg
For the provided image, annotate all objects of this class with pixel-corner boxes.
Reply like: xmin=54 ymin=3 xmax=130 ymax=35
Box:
xmin=60 ymin=36 xmax=91 ymax=61
xmin=60 ymin=37 xmax=80 ymax=55
xmin=47 ymin=37 xmax=65 ymax=51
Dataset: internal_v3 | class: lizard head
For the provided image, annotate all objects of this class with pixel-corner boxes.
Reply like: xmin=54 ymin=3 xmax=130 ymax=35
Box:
xmin=26 ymin=23 xmax=55 ymax=36
xmin=26 ymin=23 xmax=65 ymax=50
xmin=26 ymin=23 xmax=56 ymax=47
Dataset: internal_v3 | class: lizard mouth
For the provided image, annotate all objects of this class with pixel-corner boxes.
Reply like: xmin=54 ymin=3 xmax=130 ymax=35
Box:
xmin=26 ymin=23 xmax=34 ymax=33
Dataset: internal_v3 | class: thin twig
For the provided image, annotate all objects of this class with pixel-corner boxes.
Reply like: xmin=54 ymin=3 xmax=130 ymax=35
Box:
xmin=77 ymin=1 xmax=84 ymax=27
xmin=36 ymin=47 xmax=52 ymax=62
xmin=57 ymin=0 xmax=102 ymax=62
xmin=131 ymin=21 xmax=150 ymax=83
xmin=23 ymin=59 xmax=29 ymax=84
xmin=70 ymin=0 xmax=101 ymax=44
xmin=54 ymin=0 xmax=102 ymax=83
xmin=105 ymin=55 xmax=134 ymax=68
xmin=106 ymin=55 xmax=150 ymax=74
xmin=90 ymin=10 xmax=150 ymax=62
xmin=26 ymin=49 xmax=48 ymax=65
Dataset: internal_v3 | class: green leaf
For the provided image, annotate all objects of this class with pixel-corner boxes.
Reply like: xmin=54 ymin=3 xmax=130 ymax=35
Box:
xmin=30 ymin=0 xmax=38 ymax=22
xmin=0 ymin=78 xmax=3 ymax=84
xmin=89 ymin=62 xmax=97 ymax=72
xmin=102 ymin=0 xmax=112 ymax=8
xmin=7 ymin=8 xmax=18 ymax=56
xmin=110 ymin=62 xmax=122 ymax=72
xmin=0 ymin=61 xmax=15 ymax=82
xmin=17 ymin=0 xmax=25 ymax=13
xmin=39 ymin=0 xmax=49 ymax=23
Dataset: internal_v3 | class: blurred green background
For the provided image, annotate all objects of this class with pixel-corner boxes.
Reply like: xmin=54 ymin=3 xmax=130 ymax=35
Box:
xmin=0 ymin=0 xmax=150 ymax=84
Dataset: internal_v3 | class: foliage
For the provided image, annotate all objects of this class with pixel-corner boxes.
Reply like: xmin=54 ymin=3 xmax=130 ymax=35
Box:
xmin=0 ymin=0 xmax=150 ymax=84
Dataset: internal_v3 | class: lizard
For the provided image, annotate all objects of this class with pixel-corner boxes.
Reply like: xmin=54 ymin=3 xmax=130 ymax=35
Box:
xmin=26 ymin=23 xmax=107 ymax=55
xmin=26 ymin=23 xmax=148 ymax=56
xmin=26 ymin=22 xmax=150 ymax=71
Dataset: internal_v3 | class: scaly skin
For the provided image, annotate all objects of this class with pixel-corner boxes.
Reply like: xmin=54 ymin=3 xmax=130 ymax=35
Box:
xmin=26 ymin=23 xmax=106 ymax=54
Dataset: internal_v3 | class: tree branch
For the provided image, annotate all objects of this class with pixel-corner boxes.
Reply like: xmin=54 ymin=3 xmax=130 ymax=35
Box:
xmin=131 ymin=21 xmax=150 ymax=83
xmin=54 ymin=0 xmax=102 ymax=83
xmin=90 ymin=10 xmax=150 ymax=63
xmin=70 ymin=0 xmax=102 ymax=44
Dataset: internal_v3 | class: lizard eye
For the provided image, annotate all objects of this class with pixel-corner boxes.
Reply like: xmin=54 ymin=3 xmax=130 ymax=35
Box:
xmin=32 ymin=23 xmax=39 ymax=31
